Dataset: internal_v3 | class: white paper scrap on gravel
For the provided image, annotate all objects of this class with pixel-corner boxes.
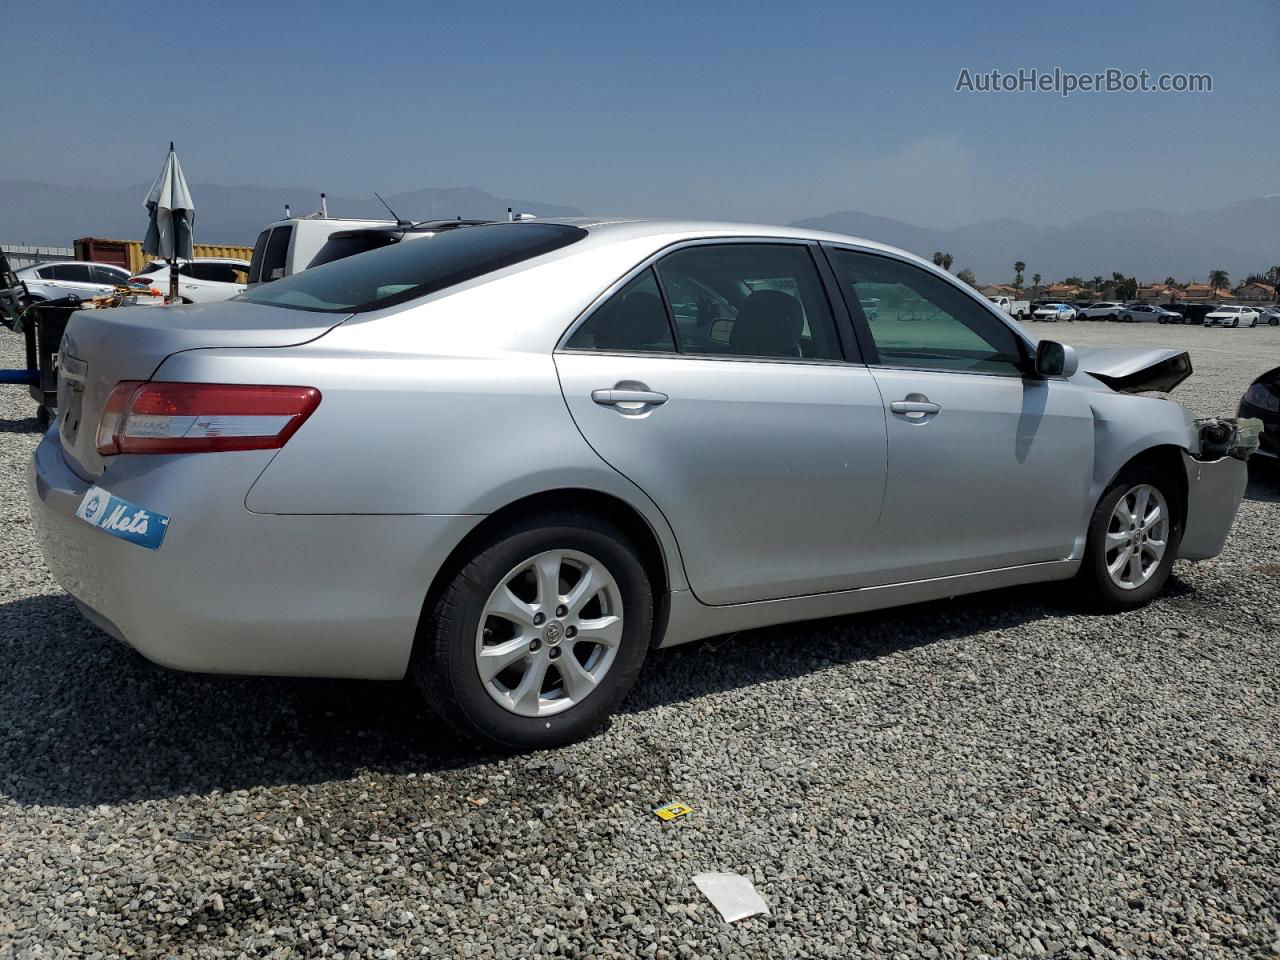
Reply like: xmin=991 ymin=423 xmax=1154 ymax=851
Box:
xmin=693 ymin=872 xmax=770 ymax=923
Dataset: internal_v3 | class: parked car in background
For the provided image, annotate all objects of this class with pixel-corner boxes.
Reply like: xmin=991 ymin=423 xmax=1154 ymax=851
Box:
xmin=29 ymin=218 xmax=1258 ymax=749
xmin=1119 ymin=304 xmax=1181 ymax=323
xmin=1031 ymin=302 xmax=1075 ymax=321
xmin=1257 ymin=306 xmax=1280 ymax=326
xmin=248 ymin=217 xmax=399 ymax=284
xmin=1205 ymin=305 xmax=1259 ymax=328
xmin=131 ymin=258 xmax=250 ymax=303
xmin=1165 ymin=302 xmax=1215 ymax=326
xmin=985 ymin=295 xmax=1030 ymax=320
xmin=1077 ymin=301 xmax=1125 ymax=321
xmin=15 ymin=261 xmax=136 ymax=303
xmin=1239 ymin=366 xmax=1279 ymax=465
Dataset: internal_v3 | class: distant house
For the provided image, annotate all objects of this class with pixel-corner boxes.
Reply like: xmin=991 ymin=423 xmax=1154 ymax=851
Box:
xmin=1233 ymin=282 xmax=1276 ymax=302
xmin=1137 ymin=283 xmax=1173 ymax=301
xmin=1044 ymin=283 xmax=1084 ymax=300
xmin=980 ymin=284 xmax=1019 ymax=297
xmin=1172 ymin=283 xmax=1230 ymax=302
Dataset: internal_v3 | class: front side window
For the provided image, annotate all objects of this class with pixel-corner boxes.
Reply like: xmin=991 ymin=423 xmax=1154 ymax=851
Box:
xmin=566 ymin=268 xmax=675 ymax=353
xmin=828 ymin=248 xmax=1026 ymax=376
xmin=240 ymin=223 xmax=586 ymax=313
xmin=655 ymin=244 xmax=841 ymax=360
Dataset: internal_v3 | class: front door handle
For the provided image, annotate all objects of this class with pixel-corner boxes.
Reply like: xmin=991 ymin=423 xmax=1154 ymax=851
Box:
xmin=890 ymin=395 xmax=941 ymax=418
xmin=591 ymin=388 xmax=668 ymax=406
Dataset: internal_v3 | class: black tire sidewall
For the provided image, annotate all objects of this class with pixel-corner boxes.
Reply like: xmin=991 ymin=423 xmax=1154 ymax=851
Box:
xmin=415 ymin=515 xmax=653 ymax=750
xmin=1080 ymin=465 xmax=1183 ymax=608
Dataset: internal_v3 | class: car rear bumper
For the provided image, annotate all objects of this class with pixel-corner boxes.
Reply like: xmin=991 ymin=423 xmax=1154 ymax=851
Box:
xmin=28 ymin=430 xmax=481 ymax=679
xmin=1178 ymin=452 xmax=1249 ymax=560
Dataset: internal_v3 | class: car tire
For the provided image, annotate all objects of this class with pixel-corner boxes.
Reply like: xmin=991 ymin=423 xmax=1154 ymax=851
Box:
xmin=410 ymin=510 xmax=654 ymax=751
xmin=1233 ymin=318 xmax=1239 ymax=328
xmin=1075 ymin=463 xmax=1183 ymax=611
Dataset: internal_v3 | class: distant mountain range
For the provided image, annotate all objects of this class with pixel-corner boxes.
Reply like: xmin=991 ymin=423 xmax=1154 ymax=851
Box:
xmin=0 ymin=181 xmax=581 ymax=247
xmin=1 ymin=178 xmax=1276 ymax=282
xmin=791 ymin=197 xmax=1280 ymax=283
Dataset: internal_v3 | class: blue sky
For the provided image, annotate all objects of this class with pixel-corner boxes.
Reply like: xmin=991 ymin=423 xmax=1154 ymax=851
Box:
xmin=3 ymin=0 xmax=1276 ymax=227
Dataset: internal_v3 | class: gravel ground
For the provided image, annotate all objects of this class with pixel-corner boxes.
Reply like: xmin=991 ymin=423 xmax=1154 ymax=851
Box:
xmin=0 ymin=321 xmax=1278 ymax=960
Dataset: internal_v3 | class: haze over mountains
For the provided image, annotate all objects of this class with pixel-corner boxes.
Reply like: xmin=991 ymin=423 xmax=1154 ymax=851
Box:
xmin=1 ymin=179 xmax=1276 ymax=283
xmin=792 ymin=197 xmax=1280 ymax=284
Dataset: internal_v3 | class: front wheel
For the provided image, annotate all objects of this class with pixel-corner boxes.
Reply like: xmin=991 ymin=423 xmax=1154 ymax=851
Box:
xmin=1075 ymin=465 xmax=1182 ymax=610
xmin=411 ymin=511 xmax=653 ymax=750
xmin=1233 ymin=318 xmax=1240 ymax=328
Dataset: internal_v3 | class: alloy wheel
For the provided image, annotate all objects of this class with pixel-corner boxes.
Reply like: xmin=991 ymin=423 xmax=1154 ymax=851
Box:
xmin=474 ymin=549 xmax=623 ymax=717
xmin=1104 ymin=484 xmax=1169 ymax=590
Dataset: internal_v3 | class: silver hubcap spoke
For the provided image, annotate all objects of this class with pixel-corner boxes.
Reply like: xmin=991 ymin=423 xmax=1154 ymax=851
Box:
xmin=475 ymin=548 xmax=624 ymax=718
xmin=1103 ymin=483 xmax=1170 ymax=591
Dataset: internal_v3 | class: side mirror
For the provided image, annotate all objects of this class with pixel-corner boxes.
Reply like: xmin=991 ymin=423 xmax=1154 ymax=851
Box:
xmin=1035 ymin=340 xmax=1078 ymax=378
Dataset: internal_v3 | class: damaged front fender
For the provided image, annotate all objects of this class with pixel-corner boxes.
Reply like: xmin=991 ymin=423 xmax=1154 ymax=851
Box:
xmin=1178 ymin=417 xmax=1262 ymax=560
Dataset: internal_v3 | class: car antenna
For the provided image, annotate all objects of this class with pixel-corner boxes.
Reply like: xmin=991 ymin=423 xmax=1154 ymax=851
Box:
xmin=374 ymin=192 xmax=411 ymax=227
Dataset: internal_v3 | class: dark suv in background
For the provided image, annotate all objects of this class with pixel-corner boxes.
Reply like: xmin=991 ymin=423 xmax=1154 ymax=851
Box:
xmin=1164 ymin=302 xmax=1216 ymax=325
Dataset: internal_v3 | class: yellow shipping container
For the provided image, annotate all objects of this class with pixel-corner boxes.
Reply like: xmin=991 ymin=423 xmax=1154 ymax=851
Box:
xmin=74 ymin=237 xmax=255 ymax=274
xmin=126 ymin=241 xmax=255 ymax=273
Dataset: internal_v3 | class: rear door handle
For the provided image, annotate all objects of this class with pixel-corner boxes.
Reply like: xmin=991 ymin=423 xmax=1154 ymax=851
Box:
xmin=890 ymin=396 xmax=941 ymax=417
xmin=591 ymin=389 xmax=668 ymax=406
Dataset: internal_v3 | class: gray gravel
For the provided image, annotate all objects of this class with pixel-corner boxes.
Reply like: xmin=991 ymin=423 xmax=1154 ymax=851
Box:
xmin=1 ymin=321 xmax=1278 ymax=959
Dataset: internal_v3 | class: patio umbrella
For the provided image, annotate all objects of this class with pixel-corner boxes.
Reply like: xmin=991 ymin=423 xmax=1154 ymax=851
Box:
xmin=142 ymin=142 xmax=195 ymax=302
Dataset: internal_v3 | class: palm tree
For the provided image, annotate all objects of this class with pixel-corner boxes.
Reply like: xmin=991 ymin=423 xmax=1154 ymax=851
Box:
xmin=932 ymin=252 xmax=945 ymax=267
xmin=1014 ymin=261 xmax=1026 ymax=288
xmin=1164 ymin=276 xmax=1179 ymax=287
xmin=1032 ymin=273 xmax=1042 ymax=292
xmin=1208 ymin=269 xmax=1230 ymax=292
xmin=1091 ymin=275 xmax=1104 ymax=293
xmin=941 ymin=253 xmax=954 ymax=272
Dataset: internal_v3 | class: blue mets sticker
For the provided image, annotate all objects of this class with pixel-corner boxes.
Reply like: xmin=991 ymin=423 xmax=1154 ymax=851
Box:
xmin=75 ymin=486 xmax=169 ymax=550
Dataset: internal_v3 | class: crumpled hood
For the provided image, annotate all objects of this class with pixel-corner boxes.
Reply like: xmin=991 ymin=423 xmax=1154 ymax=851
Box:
xmin=1074 ymin=346 xmax=1193 ymax=394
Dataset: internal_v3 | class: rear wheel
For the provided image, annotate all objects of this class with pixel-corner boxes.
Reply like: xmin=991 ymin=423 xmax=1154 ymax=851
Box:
xmin=1075 ymin=465 xmax=1182 ymax=610
xmin=411 ymin=511 xmax=653 ymax=750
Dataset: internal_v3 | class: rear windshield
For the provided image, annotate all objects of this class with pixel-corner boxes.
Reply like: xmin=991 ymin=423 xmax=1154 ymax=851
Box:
xmin=239 ymin=222 xmax=587 ymax=313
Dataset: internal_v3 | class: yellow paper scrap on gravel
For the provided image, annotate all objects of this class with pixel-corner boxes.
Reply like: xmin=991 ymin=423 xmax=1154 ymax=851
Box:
xmin=653 ymin=801 xmax=693 ymax=821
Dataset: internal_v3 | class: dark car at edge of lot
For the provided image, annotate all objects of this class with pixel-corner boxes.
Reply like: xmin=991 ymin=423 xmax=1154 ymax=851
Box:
xmin=1240 ymin=365 xmax=1280 ymax=465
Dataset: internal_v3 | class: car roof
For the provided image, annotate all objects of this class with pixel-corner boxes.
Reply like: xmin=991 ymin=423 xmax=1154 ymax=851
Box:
xmin=518 ymin=217 xmax=942 ymax=264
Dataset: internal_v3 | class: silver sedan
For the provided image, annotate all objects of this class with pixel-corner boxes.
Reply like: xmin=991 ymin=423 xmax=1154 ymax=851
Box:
xmin=29 ymin=219 xmax=1258 ymax=749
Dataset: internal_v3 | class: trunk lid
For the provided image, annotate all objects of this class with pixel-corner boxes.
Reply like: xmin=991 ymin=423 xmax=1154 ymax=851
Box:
xmin=56 ymin=300 xmax=347 ymax=479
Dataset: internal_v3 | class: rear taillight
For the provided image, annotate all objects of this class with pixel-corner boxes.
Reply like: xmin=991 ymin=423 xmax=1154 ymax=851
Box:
xmin=127 ymin=277 xmax=151 ymax=286
xmin=96 ymin=382 xmax=321 ymax=456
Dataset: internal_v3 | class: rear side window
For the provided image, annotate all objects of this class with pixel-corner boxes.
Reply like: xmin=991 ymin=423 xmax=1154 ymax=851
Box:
xmin=566 ymin=269 xmax=675 ymax=353
xmin=247 ymin=230 xmax=270 ymax=283
xmin=189 ymin=262 xmax=246 ymax=283
xmin=657 ymin=244 xmax=841 ymax=360
xmin=239 ymin=223 xmax=587 ymax=313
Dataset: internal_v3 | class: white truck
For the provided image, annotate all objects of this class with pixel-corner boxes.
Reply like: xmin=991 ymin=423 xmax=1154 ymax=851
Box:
xmin=986 ymin=295 xmax=1031 ymax=320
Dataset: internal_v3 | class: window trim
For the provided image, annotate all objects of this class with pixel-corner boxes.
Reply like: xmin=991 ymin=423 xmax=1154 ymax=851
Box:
xmin=818 ymin=242 xmax=1037 ymax=379
xmin=556 ymin=236 xmax=861 ymax=366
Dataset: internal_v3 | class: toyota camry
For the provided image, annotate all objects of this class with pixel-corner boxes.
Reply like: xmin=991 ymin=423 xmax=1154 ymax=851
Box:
xmin=29 ymin=219 xmax=1259 ymax=749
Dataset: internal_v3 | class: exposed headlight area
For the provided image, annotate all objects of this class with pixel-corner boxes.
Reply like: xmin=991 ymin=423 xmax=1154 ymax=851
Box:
xmin=1243 ymin=381 xmax=1280 ymax=414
